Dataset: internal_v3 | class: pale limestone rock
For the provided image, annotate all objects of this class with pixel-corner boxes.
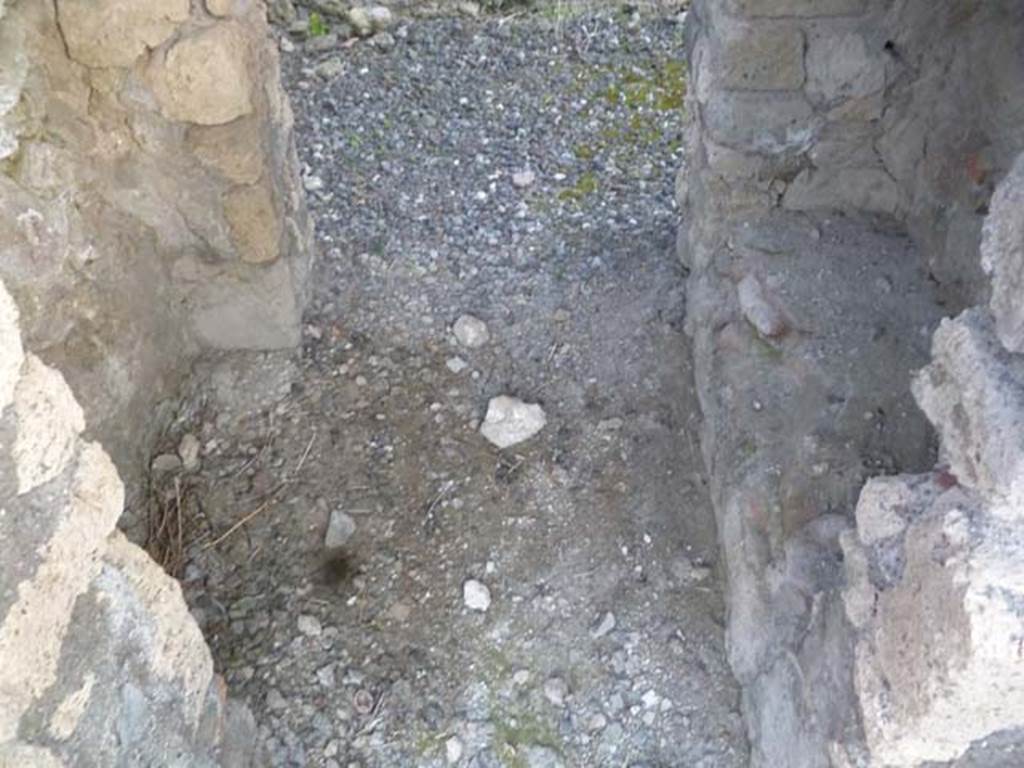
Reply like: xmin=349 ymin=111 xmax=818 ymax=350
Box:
xmin=0 ymin=279 xmax=23 ymax=411
xmin=56 ymin=0 xmax=190 ymax=68
xmin=13 ymin=355 xmax=86 ymax=494
xmin=480 ymin=396 xmax=546 ymax=449
xmin=0 ymin=18 xmax=27 ymax=161
xmin=913 ymin=311 xmax=1024 ymax=516
xmin=982 ymin=153 xmax=1024 ymax=354
xmin=0 ymin=743 xmax=64 ymax=768
xmin=0 ymin=442 xmax=122 ymax=741
xmin=224 ymin=182 xmax=282 ymax=264
xmin=98 ymin=532 xmax=214 ymax=730
xmin=151 ymin=23 xmax=254 ymax=125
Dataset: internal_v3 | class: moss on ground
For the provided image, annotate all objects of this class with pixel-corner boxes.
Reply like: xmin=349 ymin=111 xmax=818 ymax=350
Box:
xmin=555 ymin=56 xmax=687 ymax=204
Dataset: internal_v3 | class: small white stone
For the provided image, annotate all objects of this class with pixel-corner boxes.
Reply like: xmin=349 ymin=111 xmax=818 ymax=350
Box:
xmin=178 ymin=433 xmax=201 ymax=472
xmin=317 ymin=664 xmax=336 ymax=687
xmin=445 ymin=736 xmax=464 ymax=764
xmin=642 ymin=689 xmax=660 ymax=709
xmin=543 ymin=676 xmax=569 ymax=707
xmin=325 ymin=509 xmax=356 ymax=549
xmin=480 ymin=396 xmax=546 ymax=449
xmin=453 ymin=314 xmax=490 ymax=348
xmin=266 ymin=688 xmax=287 ymax=710
xmin=367 ymin=5 xmax=393 ymax=30
xmin=591 ymin=611 xmax=616 ymax=638
xmin=512 ymin=669 xmax=532 ymax=686
xmin=463 ymin=579 xmax=491 ymax=612
xmin=151 ymin=453 xmax=182 ymax=474
xmin=512 ymin=169 xmax=536 ymax=188
xmin=297 ymin=614 xmax=322 ymax=637
xmin=446 ymin=356 xmax=469 ymax=374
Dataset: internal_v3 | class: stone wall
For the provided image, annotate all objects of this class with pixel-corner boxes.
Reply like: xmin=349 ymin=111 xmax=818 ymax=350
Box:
xmin=682 ymin=1 xmax=1024 ymax=765
xmin=0 ymin=276 xmax=261 ymax=766
xmin=0 ymin=0 xmax=313 ymax=481
xmin=0 ymin=0 xmax=311 ymax=762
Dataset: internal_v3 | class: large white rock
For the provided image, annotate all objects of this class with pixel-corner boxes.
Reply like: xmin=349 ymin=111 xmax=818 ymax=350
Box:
xmin=479 ymin=396 xmax=546 ymax=449
xmin=462 ymin=579 xmax=491 ymax=612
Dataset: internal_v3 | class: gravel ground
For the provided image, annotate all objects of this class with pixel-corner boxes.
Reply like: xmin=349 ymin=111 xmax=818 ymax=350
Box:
xmin=156 ymin=9 xmax=749 ymax=767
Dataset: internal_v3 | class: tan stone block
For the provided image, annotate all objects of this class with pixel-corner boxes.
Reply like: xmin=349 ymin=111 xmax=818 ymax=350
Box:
xmin=56 ymin=0 xmax=189 ymax=68
xmin=223 ymin=182 xmax=282 ymax=264
xmin=150 ymin=23 xmax=254 ymax=126
xmin=187 ymin=117 xmax=265 ymax=184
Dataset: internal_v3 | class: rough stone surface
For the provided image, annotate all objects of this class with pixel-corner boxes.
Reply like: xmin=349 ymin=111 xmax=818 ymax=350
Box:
xmin=913 ymin=310 xmax=1024 ymax=515
xmin=0 ymin=278 xmax=257 ymax=765
xmin=982 ymin=153 xmax=1024 ymax=354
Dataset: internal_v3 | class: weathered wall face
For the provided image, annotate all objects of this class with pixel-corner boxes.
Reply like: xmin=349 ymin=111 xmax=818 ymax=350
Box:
xmin=0 ymin=277 xmax=260 ymax=766
xmin=683 ymin=1 xmax=1024 ymax=765
xmin=0 ymin=0 xmax=313 ymax=480
xmin=842 ymin=155 xmax=1024 ymax=767
xmin=0 ymin=1 xmax=311 ymax=761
